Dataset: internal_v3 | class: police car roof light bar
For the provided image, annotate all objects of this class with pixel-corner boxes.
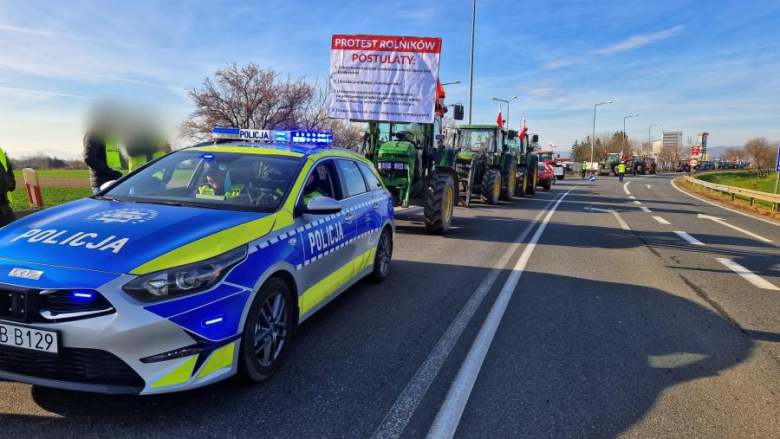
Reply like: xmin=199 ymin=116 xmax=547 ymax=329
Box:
xmin=211 ymin=127 xmax=333 ymax=145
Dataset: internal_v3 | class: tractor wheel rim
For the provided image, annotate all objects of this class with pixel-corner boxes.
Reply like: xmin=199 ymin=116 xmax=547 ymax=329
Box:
xmin=254 ymin=292 xmax=288 ymax=367
xmin=444 ymin=186 xmax=453 ymax=223
xmin=509 ymin=170 xmax=516 ymax=194
xmin=493 ymin=176 xmax=500 ymax=199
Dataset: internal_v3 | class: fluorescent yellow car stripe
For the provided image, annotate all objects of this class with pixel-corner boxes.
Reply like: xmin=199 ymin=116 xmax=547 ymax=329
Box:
xmin=131 ymin=215 xmax=277 ymax=275
xmin=282 ymin=160 xmax=313 ymax=213
xmin=273 ymin=209 xmax=295 ymax=231
xmin=190 ymin=146 xmax=303 ymax=157
xmin=300 ymin=248 xmax=374 ymax=316
xmin=151 ymin=356 xmax=197 ymax=388
xmin=197 ymin=342 xmax=236 ymax=379
xmin=308 ymin=150 xmax=373 ymax=164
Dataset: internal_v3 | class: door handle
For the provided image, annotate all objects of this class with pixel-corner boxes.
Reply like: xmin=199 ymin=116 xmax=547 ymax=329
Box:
xmin=373 ymin=203 xmax=380 ymax=210
xmin=344 ymin=213 xmax=356 ymax=223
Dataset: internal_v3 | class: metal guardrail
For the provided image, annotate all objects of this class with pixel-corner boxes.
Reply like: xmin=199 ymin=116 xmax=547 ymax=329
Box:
xmin=683 ymin=175 xmax=780 ymax=212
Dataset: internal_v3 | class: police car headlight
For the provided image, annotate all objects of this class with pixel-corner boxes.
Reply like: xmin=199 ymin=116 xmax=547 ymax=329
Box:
xmin=123 ymin=246 xmax=248 ymax=302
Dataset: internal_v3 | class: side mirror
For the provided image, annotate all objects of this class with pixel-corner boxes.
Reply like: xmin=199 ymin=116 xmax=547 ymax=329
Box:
xmin=530 ymin=134 xmax=539 ymax=143
xmin=297 ymin=196 xmax=342 ymax=216
xmin=99 ymin=180 xmax=117 ymax=192
xmin=435 ymin=134 xmax=445 ymax=141
xmin=507 ymin=130 xmax=517 ymax=140
xmin=453 ymin=104 xmax=464 ymax=121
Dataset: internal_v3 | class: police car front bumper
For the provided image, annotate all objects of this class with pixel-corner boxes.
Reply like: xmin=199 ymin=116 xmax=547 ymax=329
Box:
xmin=0 ymin=270 xmax=241 ymax=395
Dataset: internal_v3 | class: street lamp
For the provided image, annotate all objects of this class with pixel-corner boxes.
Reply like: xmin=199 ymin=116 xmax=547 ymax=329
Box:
xmin=622 ymin=114 xmax=639 ymax=157
xmin=590 ymin=100 xmax=613 ymax=167
xmin=441 ymin=81 xmax=460 ymax=86
xmin=492 ymin=95 xmax=518 ymax=127
xmin=468 ymin=0 xmax=476 ymax=124
xmin=648 ymin=123 xmax=662 ymax=153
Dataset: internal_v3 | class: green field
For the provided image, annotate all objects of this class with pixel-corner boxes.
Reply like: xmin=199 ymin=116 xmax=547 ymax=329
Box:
xmin=698 ymin=171 xmax=778 ymax=194
xmin=10 ymin=187 xmax=93 ymax=212
xmin=34 ymin=169 xmax=91 ymax=178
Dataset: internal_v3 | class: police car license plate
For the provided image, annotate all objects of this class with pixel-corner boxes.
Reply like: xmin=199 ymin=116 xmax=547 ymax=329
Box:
xmin=0 ymin=321 xmax=58 ymax=354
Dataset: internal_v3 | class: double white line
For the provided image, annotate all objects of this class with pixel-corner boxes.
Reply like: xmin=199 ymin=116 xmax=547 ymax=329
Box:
xmin=372 ymin=188 xmax=576 ymax=439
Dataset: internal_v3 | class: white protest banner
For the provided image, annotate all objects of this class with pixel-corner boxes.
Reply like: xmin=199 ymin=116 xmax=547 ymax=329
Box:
xmin=328 ymin=34 xmax=442 ymax=124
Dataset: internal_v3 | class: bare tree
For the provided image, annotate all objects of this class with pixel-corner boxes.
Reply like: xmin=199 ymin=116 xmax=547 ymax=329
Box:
xmin=297 ymin=81 xmax=365 ymax=150
xmin=744 ymin=137 xmax=775 ymax=177
xmin=181 ymin=63 xmax=314 ymax=141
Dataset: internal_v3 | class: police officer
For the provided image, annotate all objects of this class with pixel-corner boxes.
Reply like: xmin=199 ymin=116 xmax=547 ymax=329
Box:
xmin=617 ymin=161 xmax=627 ymax=182
xmin=84 ymin=132 xmax=123 ymax=194
xmin=127 ymin=136 xmax=169 ymax=172
xmin=198 ymin=163 xmax=243 ymax=199
xmin=0 ymin=146 xmax=16 ymax=227
xmin=581 ymin=161 xmax=588 ymax=179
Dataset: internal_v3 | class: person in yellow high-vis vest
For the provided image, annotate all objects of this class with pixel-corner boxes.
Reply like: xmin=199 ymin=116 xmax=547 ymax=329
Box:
xmin=0 ymin=147 xmax=17 ymax=227
xmin=84 ymin=132 xmax=124 ymax=194
xmin=617 ymin=161 xmax=627 ymax=182
xmin=127 ymin=137 xmax=170 ymax=172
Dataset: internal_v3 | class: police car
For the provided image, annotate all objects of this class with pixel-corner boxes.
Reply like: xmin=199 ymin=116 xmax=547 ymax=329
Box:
xmin=0 ymin=128 xmax=394 ymax=394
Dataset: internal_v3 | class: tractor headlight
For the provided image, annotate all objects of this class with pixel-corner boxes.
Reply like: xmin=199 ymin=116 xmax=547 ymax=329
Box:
xmin=123 ymin=246 xmax=247 ymax=302
xmin=393 ymin=162 xmax=408 ymax=170
xmin=379 ymin=162 xmax=393 ymax=170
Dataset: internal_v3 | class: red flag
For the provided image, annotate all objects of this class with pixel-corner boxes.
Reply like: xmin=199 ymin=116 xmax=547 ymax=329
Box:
xmin=436 ymin=80 xmax=445 ymax=100
xmin=519 ymin=114 xmax=527 ymax=140
xmin=496 ymin=104 xmax=503 ymax=128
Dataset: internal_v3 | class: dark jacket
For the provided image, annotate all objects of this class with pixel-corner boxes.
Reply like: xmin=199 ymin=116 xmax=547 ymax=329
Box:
xmin=0 ymin=153 xmax=15 ymax=206
xmin=84 ymin=133 xmax=123 ymax=188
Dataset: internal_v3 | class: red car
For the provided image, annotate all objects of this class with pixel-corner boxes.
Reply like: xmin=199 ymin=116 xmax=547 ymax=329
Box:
xmin=537 ymin=163 xmax=555 ymax=191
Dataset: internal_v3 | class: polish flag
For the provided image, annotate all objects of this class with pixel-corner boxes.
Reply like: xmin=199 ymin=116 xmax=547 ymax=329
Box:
xmin=496 ymin=104 xmax=503 ymax=128
xmin=519 ymin=114 xmax=527 ymax=140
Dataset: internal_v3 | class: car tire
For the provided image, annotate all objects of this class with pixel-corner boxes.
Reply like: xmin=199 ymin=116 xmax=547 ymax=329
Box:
xmin=238 ymin=277 xmax=294 ymax=382
xmin=372 ymin=228 xmax=393 ymax=282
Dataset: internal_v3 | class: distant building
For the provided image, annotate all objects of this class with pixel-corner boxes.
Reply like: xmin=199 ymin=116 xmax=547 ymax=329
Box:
xmin=652 ymin=139 xmax=663 ymax=154
xmin=662 ymin=131 xmax=683 ymax=156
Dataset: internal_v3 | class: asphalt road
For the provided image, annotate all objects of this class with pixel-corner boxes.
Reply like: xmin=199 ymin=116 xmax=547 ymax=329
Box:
xmin=1 ymin=173 xmax=779 ymax=438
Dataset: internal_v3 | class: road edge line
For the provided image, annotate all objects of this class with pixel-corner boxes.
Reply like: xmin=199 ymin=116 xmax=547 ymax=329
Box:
xmin=716 ymin=258 xmax=780 ymax=291
xmin=670 ymin=178 xmax=780 ymax=228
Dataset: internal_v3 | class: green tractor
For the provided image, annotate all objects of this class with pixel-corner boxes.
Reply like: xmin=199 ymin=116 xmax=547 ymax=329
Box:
xmin=361 ymin=105 xmax=464 ymax=234
xmin=598 ymin=152 xmax=622 ymax=176
xmin=515 ymin=133 xmax=540 ymax=196
xmin=454 ymin=125 xmax=525 ymax=207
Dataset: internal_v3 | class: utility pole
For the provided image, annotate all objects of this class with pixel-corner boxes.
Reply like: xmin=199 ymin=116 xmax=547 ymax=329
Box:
xmin=590 ymin=101 xmax=612 ymax=168
xmin=622 ymin=113 xmax=638 ymax=158
xmin=468 ymin=0 xmax=476 ymax=124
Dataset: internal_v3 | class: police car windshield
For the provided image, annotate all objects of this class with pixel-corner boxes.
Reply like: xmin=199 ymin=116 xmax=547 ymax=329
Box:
xmin=103 ymin=150 xmax=301 ymax=213
xmin=458 ymin=129 xmax=495 ymax=152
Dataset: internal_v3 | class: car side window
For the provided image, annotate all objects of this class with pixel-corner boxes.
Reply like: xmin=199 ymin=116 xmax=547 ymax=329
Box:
xmin=336 ymin=160 xmax=368 ymax=198
xmin=302 ymin=160 xmax=343 ymax=204
xmin=357 ymin=162 xmax=383 ymax=191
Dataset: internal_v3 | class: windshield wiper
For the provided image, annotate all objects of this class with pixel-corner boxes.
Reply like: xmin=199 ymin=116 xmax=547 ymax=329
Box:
xmin=94 ymin=195 xmax=125 ymax=202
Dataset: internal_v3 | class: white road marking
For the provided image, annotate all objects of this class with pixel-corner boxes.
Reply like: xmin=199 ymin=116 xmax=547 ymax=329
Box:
xmin=653 ymin=216 xmax=671 ymax=225
xmin=671 ymin=179 xmax=780 ymax=228
xmin=675 ymin=231 xmax=706 ymax=246
xmin=640 ymin=207 xmax=652 ymax=213
xmin=716 ymin=258 xmax=780 ymax=291
xmin=633 ymin=200 xmax=642 ymax=205
xmin=697 ymin=214 xmax=772 ymax=243
xmin=583 ymin=205 xmax=614 ymax=213
xmin=426 ymin=188 xmax=576 ymax=439
xmin=613 ymin=212 xmax=631 ymax=230
xmin=646 ymin=184 xmax=653 ymax=189
xmin=623 ymin=181 xmax=631 ymax=195
xmin=371 ymin=193 xmax=570 ymax=439
xmin=628 ymin=195 xmax=636 ymax=199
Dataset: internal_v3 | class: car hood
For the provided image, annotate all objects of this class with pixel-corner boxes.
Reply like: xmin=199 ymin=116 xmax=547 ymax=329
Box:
xmin=0 ymin=198 xmax=272 ymax=274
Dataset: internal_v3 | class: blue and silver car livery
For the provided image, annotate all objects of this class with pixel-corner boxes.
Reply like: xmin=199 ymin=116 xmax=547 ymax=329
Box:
xmin=0 ymin=133 xmax=394 ymax=394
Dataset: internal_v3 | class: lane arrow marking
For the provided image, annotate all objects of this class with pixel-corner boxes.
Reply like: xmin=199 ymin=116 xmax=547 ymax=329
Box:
xmin=583 ymin=205 xmax=615 ymax=213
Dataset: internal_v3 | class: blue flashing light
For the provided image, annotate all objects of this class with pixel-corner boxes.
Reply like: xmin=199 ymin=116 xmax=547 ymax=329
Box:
xmin=290 ymin=130 xmax=333 ymax=145
xmin=70 ymin=290 xmax=96 ymax=301
xmin=211 ymin=127 xmax=334 ymax=145
xmin=202 ymin=316 xmax=224 ymax=327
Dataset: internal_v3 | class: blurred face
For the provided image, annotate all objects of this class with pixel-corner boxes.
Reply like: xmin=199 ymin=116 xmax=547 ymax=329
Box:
xmin=206 ymin=170 xmax=226 ymax=190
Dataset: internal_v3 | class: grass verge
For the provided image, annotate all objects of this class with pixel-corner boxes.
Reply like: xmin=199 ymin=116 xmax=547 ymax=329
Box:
xmin=675 ymin=177 xmax=780 ymax=222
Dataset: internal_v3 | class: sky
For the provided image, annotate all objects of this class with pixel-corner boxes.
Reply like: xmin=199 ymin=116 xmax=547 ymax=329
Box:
xmin=1 ymin=0 xmax=779 ymax=159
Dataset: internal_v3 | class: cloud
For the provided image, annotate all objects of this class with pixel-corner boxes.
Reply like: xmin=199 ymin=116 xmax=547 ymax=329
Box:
xmin=0 ymin=86 xmax=89 ymax=100
xmin=543 ymin=58 xmax=587 ymax=70
xmin=0 ymin=24 xmax=134 ymax=48
xmin=591 ymin=25 xmax=685 ymax=55
xmin=523 ymin=87 xmax=567 ymax=101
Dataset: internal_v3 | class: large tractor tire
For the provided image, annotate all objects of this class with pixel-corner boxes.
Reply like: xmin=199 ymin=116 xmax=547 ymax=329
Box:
xmin=500 ymin=159 xmax=517 ymax=202
xmin=515 ymin=170 xmax=527 ymax=198
xmin=527 ymin=156 xmax=539 ymax=196
xmin=481 ymin=168 xmax=501 ymax=205
xmin=424 ymin=173 xmax=456 ymax=234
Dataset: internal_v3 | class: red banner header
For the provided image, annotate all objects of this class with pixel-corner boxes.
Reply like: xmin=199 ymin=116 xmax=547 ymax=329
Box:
xmin=332 ymin=35 xmax=442 ymax=53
